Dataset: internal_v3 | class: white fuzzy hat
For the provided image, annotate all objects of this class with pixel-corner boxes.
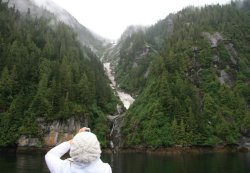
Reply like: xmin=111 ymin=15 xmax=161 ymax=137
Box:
xmin=70 ymin=132 xmax=101 ymax=163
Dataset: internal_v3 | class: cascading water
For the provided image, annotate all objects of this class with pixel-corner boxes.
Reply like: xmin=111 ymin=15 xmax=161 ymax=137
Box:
xmin=103 ymin=62 xmax=134 ymax=151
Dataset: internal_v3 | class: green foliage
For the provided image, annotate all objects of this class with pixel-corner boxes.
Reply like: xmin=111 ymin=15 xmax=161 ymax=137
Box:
xmin=0 ymin=1 xmax=117 ymax=146
xmin=115 ymin=30 xmax=153 ymax=94
xmin=0 ymin=112 xmax=20 ymax=146
xmin=122 ymin=2 xmax=250 ymax=147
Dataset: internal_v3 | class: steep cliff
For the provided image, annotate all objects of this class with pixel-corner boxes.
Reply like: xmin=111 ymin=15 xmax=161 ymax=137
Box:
xmin=18 ymin=117 xmax=84 ymax=147
xmin=106 ymin=2 xmax=250 ymax=148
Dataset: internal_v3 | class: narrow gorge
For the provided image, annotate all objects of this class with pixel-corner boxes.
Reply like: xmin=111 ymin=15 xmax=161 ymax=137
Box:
xmin=104 ymin=62 xmax=135 ymax=151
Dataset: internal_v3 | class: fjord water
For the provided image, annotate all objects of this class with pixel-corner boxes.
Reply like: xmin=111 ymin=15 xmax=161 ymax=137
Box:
xmin=1 ymin=151 xmax=250 ymax=173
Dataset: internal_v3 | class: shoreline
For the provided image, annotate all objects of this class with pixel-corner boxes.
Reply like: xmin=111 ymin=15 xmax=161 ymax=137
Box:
xmin=1 ymin=145 xmax=249 ymax=154
xmin=113 ymin=145 xmax=250 ymax=154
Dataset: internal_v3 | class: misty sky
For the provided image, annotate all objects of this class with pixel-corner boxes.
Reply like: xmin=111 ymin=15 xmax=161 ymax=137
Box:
xmin=50 ymin=0 xmax=230 ymax=40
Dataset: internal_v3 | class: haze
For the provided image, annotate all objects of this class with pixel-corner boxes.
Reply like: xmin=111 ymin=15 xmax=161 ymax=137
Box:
xmin=50 ymin=0 xmax=230 ymax=40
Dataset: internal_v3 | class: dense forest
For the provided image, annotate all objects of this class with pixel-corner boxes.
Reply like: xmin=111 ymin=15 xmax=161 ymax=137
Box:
xmin=1 ymin=0 xmax=250 ymax=149
xmin=0 ymin=0 xmax=117 ymax=146
xmin=114 ymin=1 xmax=250 ymax=147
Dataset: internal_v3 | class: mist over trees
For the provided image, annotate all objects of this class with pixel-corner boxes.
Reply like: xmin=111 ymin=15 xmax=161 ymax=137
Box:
xmin=0 ymin=0 xmax=117 ymax=146
xmin=0 ymin=0 xmax=250 ymax=148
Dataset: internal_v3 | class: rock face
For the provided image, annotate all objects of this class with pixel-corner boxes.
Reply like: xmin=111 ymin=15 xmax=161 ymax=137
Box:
xmin=224 ymin=43 xmax=238 ymax=65
xmin=203 ymin=32 xmax=223 ymax=48
xmin=18 ymin=117 xmax=86 ymax=147
xmin=18 ymin=136 xmax=41 ymax=147
xmin=109 ymin=114 xmax=126 ymax=151
xmin=202 ymin=32 xmax=238 ymax=88
xmin=239 ymin=137 xmax=250 ymax=151
xmin=218 ymin=70 xmax=234 ymax=87
xmin=106 ymin=104 xmax=126 ymax=151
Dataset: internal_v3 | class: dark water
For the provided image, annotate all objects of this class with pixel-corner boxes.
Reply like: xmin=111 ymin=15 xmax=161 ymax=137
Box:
xmin=1 ymin=150 xmax=250 ymax=173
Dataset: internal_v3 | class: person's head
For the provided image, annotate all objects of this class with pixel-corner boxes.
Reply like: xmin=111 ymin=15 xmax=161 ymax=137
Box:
xmin=70 ymin=132 xmax=101 ymax=163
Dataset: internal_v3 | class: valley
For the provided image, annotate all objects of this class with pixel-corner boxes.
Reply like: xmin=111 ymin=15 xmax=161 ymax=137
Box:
xmin=0 ymin=0 xmax=249 ymax=151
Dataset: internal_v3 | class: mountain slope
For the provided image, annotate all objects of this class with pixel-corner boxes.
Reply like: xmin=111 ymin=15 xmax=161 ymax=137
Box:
xmin=103 ymin=17 xmax=174 ymax=95
xmin=5 ymin=0 xmax=110 ymax=57
xmin=109 ymin=1 xmax=250 ymax=147
xmin=0 ymin=0 xmax=117 ymax=146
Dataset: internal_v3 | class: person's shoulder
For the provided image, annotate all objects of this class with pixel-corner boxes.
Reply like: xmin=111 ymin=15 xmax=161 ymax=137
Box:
xmin=57 ymin=159 xmax=72 ymax=172
xmin=96 ymin=159 xmax=112 ymax=173
xmin=102 ymin=161 xmax=112 ymax=173
xmin=105 ymin=163 xmax=112 ymax=173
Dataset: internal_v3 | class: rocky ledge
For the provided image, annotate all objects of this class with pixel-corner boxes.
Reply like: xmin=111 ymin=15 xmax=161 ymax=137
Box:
xmin=18 ymin=117 xmax=86 ymax=147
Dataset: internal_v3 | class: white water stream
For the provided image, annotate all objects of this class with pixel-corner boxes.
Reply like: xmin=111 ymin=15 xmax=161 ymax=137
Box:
xmin=103 ymin=63 xmax=134 ymax=109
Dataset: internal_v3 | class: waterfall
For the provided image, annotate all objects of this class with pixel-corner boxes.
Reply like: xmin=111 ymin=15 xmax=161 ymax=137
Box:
xmin=104 ymin=62 xmax=134 ymax=151
xmin=103 ymin=63 xmax=134 ymax=109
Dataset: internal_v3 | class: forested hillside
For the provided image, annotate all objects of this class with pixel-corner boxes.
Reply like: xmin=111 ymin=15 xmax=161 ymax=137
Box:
xmin=5 ymin=0 xmax=109 ymax=58
xmin=0 ymin=0 xmax=117 ymax=146
xmin=116 ymin=1 xmax=250 ymax=147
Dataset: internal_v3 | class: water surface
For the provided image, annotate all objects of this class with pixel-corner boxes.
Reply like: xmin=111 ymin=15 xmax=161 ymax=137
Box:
xmin=1 ymin=150 xmax=250 ymax=173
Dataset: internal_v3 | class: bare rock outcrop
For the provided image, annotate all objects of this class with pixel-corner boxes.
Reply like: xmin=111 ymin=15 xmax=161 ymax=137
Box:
xmin=202 ymin=32 xmax=223 ymax=48
xmin=18 ymin=117 xmax=86 ymax=147
xmin=218 ymin=70 xmax=235 ymax=87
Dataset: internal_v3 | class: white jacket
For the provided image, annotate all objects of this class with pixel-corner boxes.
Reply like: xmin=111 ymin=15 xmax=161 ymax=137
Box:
xmin=45 ymin=141 xmax=112 ymax=173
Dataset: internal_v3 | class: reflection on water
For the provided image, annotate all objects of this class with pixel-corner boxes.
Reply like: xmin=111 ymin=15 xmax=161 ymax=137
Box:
xmin=16 ymin=153 xmax=49 ymax=173
xmin=0 ymin=149 xmax=250 ymax=173
xmin=0 ymin=150 xmax=49 ymax=173
xmin=102 ymin=152 xmax=250 ymax=173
